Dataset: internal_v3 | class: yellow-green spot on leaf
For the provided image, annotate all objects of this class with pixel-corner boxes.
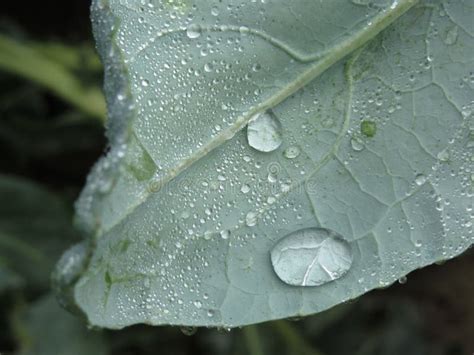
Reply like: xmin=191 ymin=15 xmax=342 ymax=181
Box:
xmin=126 ymin=156 xmax=155 ymax=181
xmin=125 ymin=136 xmax=157 ymax=181
xmin=164 ymin=0 xmax=191 ymax=13
xmin=360 ymin=120 xmax=376 ymax=137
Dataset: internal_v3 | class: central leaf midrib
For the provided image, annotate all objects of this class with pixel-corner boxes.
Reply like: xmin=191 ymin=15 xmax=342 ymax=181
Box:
xmin=102 ymin=0 xmax=418 ymax=235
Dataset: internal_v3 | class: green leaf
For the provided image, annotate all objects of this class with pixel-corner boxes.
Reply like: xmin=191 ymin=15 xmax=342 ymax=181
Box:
xmin=0 ymin=175 xmax=80 ymax=291
xmin=13 ymin=294 xmax=107 ymax=355
xmin=0 ymin=263 xmax=22 ymax=293
xmin=0 ymin=34 xmax=106 ymax=121
xmin=62 ymin=0 xmax=473 ymax=328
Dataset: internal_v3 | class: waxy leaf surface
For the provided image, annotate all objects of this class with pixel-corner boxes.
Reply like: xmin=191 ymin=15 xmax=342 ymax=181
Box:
xmin=61 ymin=0 xmax=473 ymax=328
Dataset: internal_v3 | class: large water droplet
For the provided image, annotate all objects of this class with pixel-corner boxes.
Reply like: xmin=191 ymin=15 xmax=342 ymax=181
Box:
xmin=247 ymin=111 xmax=282 ymax=153
xmin=270 ymin=228 xmax=352 ymax=287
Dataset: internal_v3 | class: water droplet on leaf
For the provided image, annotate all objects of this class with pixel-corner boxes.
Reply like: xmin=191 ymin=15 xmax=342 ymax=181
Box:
xmin=415 ymin=174 xmax=427 ymax=186
xmin=220 ymin=230 xmax=230 ymax=240
xmin=267 ymin=196 xmax=276 ymax=204
xmin=246 ymin=212 xmax=257 ymax=227
xmin=204 ymin=230 xmax=213 ymax=240
xmin=211 ymin=6 xmax=219 ymax=16
xmin=247 ymin=111 xmax=282 ymax=152
xmin=270 ymin=228 xmax=353 ymax=287
xmin=241 ymin=184 xmax=251 ymax=194
xmin=398 ymin=276 xmax=407 ymax=284
xmin=180 ymin=326 xmax=197 ymax=336
xmin=284 ymin=146 xmax=300 ymax=159
xmin=350 ymin=137 xmax=365 ymax=151
xmin=437 ymin=149 xmax=450 ymax=162
xmin=186 ymin=25 xmax=201 ymax=39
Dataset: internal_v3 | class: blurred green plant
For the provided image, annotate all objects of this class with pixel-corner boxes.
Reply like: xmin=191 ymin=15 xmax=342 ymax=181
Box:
xmin=0 ymin=34 xmax=106 ymax=122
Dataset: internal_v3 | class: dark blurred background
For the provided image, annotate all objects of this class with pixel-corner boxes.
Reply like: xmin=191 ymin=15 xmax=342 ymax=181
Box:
xmin=0 ymin=1 xmax=473 ymax=355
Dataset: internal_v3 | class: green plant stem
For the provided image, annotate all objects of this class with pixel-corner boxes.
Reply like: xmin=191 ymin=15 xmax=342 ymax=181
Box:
xmin=242 ymin=325 xmax=265 ymax=355
xmin=31 ymin=42 xmax=102 ymax=71
xmin=9 ymin=292 xmax=32 ymax=351
xmin=0 ymin=34 xmax=106 ymax=122
xmin=272 ymin=320 xmax=325 ymax=355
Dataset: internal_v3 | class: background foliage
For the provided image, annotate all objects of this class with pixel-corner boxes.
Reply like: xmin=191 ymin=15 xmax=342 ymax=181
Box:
xmin=0 ymin=1 xmax=472 ymax=354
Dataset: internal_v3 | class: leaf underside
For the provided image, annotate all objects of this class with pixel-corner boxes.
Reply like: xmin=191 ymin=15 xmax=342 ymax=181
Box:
xmin=63 ymin=0 xmax=473 ymax=329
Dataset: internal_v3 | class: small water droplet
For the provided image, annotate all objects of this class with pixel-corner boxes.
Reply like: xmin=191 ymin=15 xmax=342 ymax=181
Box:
xmin=204 ymin=63 xmax=213 ymax=72
xmin=281 ymin=182 xmax=291 ymax=193
xmin=284 ymin=146 xmax=300 ymax=159
xmin=398 ymin=276 xmax=407 ymax=284
xmin=239 ymin=26 xmax=249 ymax=34
xmin=220 ymin=230 xmax=230 ymax=240
xmin=193 ymin=300 xmax=202 ymax=309
xmin=267 ymin=172 xmax=278 ymax=183
xmin=180 ymin=327 xmax=197 ymax=336
xmin=241 ymin=184 xmax=251 ymax=194
xmin=252 ymin=63 xmax=261 ymax=72
xmin=437 ymin=149 xmax=450 ymax=162
xmin=247 ymin=111 xmax=282 ymax=153
xmin=350 ymin=137 xmax=365 ymax=151
xmin=246 ymin=212 xmax=257 ymax=227
xmin=270 ymin=228 xmax=352 ymax=287
xmin=211 ymin=6 xmax=219 ymax=16
xmin=144 ymin=278 xmax=151 ymax=288
xmin=267 ymin=196 xmax=276 ymax=204
xmin=186 ymin=25 xmax=201 ymax=39
xmin=415 ymin=174 xmax=427 ymax=186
